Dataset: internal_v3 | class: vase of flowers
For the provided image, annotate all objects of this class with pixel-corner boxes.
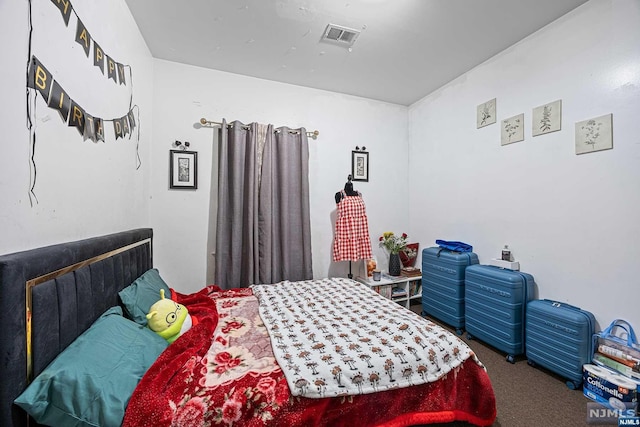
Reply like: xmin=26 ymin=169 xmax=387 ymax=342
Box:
xmin=379 ymin=232 xmax=409 ymax=276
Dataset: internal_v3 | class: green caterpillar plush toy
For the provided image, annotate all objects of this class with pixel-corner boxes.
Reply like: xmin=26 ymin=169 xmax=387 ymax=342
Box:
xmin=146 ymin=289 xmax=193 ymax=343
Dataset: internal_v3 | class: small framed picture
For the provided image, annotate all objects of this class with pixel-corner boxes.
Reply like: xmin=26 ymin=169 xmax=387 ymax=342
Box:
xmin=170 ymin=150 xmax=198 ymax=189
xmin=532 ymin=99 xmax=562 ymax=136
xmin=363 ymin=257 xmax=378 ymax=278
xmin=575 ymin=113 xmax=613 ymax=155
xmin=501 ymin=113 xmax=524 ymax=146
xmin=351 ymin=150 xmax=369 ymax=182
xmin=477 ymin=98 xmax=497 ymax=128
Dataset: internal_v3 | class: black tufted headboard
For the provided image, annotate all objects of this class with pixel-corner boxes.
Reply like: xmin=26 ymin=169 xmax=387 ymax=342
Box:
xmin=0 ymin=228 xmax=153 ymax=427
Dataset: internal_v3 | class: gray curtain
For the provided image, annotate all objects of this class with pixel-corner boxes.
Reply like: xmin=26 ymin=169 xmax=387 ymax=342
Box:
xmin=259 ymin=126 xmax=313 ymax=283
xmin=214 ymin=120 xmax=312 ymax=288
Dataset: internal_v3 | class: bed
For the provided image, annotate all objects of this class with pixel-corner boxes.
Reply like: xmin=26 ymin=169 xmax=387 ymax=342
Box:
xmin=0 ymin=229 xmax=496 ymax=427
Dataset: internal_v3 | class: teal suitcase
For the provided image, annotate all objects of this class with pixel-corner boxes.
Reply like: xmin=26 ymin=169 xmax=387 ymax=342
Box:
xmin=465 ymin=265 xmax=535 ymax=363
xmin=526 ymin=299 xmax=595 ymax=389
xmin=421 ymin=247 xmax=478 ymax=335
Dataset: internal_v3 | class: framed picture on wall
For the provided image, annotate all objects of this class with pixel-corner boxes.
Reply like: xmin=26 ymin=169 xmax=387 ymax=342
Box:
xmin=501 ymin=113 xmax=524 ymax=146
xmin=575 ymin=113 xmax=613 ymax=155
xmin=532 ymin=99 xmax=562 ymax=136
xmin=170 ymin=150 xmax=198 ymax=189
xmin=477 ymin=98 xmax=497 ymax=128
xmin=352 ymin=150 xmax=369 ymax=182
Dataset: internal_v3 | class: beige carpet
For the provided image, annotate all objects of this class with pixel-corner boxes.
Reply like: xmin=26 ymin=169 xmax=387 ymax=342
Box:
xmin=408 ymin=302 xmax=611 ymax=427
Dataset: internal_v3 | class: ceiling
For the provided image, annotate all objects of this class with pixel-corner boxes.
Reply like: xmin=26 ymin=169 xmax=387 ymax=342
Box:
xmin=124 ymin=0 xmax=588 ymax=106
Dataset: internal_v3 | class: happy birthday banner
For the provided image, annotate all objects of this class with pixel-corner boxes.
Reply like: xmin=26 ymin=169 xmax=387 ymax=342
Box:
xmin=50 ymin=0 xmax=129 ymax=85
xmin=28 ymin=55 xmax=136 ymax=141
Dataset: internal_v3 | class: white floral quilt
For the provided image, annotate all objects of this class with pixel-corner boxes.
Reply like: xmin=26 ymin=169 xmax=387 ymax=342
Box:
xmin=251 ymin=278 xmax=478 ymax=398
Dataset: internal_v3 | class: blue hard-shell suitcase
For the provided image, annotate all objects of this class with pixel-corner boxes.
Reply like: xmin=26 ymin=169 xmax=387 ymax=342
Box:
xmin=464 ymin=265 xmax=535 ymax=363
xmin=421 ymin=247 xmax=479 ymax=335
xmin=525 ymin=299 xmax=595 ymax=389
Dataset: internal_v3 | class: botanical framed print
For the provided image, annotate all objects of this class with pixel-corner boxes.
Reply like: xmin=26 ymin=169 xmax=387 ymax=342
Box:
xmin=170 ymin=150 xmax=198 ymax=189
xmin=477 ymin=98 xmax=496 ymax=128
xmin=575 ymin=113 xmax=613 ymax=155
xmin=351 ymin=150 xmax=369 ymax=182
xmin=532 ymin=99 xmax=562 ymax=136
xmin=501 ymin=113 xmax=524 ymax=146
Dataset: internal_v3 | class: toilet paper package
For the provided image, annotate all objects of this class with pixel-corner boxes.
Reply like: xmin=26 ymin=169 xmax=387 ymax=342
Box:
xmin=583 ymin=364 xmax=639 ymax=411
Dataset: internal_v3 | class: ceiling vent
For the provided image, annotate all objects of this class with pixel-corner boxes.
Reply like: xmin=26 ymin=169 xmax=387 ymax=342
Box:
xmin=321 ymin=24 xmax=360 ymax=47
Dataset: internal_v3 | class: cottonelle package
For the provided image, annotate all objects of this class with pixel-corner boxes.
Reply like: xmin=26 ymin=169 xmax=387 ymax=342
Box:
xmin=583 ymin=364 xmax=639 ymax=412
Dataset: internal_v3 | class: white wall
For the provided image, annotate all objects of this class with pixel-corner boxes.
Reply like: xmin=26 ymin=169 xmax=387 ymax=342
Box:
xmin=150 ymin=59 xmax=409 ymax=293
xmin=0 ymin=0 xmax=154 ymax=255
xmin=5 ymin=0 xmax=635 ymax=334
xmin=408 ymin=0 xmax=640 ymax=330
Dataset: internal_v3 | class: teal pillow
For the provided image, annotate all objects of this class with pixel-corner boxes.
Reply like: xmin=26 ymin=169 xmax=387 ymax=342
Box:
xmin=14 ymin=306 xmax=168 ymax=427
xmin=118 ymin=268 xmax=171 ymax=326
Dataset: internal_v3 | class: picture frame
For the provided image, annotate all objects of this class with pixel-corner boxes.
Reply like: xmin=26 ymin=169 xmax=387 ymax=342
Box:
xmin=363 ymin=257 xmax=378 ymax=278
xmin=575 ymin=113 xmax=613 ymax=155
xmin=169 ymin=150 xmax=198 ymax=189
xmin=532 ymin=99 xmax=562 ymax=136
xmin=351 ymin=150 xmax=369 ymax=182
xmin=477 ymin=98 xmax=497 ymax=128
xmin=501 ymin=113 xmax=525 ymax=146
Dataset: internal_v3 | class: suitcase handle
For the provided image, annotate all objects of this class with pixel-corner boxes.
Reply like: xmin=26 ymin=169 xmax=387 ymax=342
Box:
xmin=542 ymin=299 xmax=581 ymax=311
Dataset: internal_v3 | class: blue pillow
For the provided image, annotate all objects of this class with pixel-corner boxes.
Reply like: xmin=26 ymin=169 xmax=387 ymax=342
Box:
xmin=14 ymin=306 xmax=168 ymax=427
xmin=118 ymin=268 xmax=171 ymax=326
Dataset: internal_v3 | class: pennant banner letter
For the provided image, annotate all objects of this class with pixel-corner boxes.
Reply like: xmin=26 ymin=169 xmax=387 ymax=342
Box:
xmin=106 ymin=56 xmax=118 ymax=83
xmin=127 ymin=110 xmax=136 ymax=131
xmin=75 ymin=18 xmax=91 ymax=58
xmin=94 ymin=42 xmax=105 ymax=74
xmin=84 ymin=112 xmax=97 ymax=142
xmin=48 ymin=80 xmax=71 ymax=123
xmin=50 ymin=0 xmax=72 ymax=27
xmin=113 ymin=117 xmax=123 ymax=139
xmin=117 ymin=63 xmax=126 ymax=85
xmin=28 ymin=56 xmax=53 ymax=104
xmin=95 ymin=118 xmax=105 ymax=142
xmin=68 ymin=100 xmax=86 ymax=136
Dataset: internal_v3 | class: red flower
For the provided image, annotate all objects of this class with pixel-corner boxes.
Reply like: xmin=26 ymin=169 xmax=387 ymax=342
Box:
xmin=173 ymin=397 xmax=206 ymax=426
xmin=379 ymin=236 xmax=383 ymax=241
xmin=215 ymin=351 xmax=233 ymax=365
xmin=221 ymin=399 xmax=242 ymax=424
xmin=402 ymin=233 xmax=408 ymax=239
xmin=212 ymin=351 xmax=242 ymax=375
xmin=184 ymin=357 xmax=197 ymax=372
xmin=221 ymin=320 xmax=244 ymax=334
xmin=221 ymin=300 xmax=238 ymax=308
xmin=232 ymin=388 xmax=249 ymax=406
xmin=256 ymin=377 xmax=276 ymax=394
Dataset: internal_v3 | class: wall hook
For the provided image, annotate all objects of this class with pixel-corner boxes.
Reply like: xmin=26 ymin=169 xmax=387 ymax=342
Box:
xmin=173 ymin=140 xmax=191 ymax=150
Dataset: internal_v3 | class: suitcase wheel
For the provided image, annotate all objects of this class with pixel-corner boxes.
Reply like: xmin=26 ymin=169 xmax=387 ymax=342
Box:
xmin=467 ymin=333 xmax=474 ymax=340
xmin=566 ymin=380 xmax=581 ymax=390
xmin=506 ymin=354 xmax=515 ymax=364
xmin=455 ymin=328 xmax=463 ymax=336
xmin=527 ymin=360 xmax=536 ymax=367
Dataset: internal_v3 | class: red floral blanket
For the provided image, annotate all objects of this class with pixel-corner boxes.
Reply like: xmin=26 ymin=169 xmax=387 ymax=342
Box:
xmin=123 ymin=286 xmax=496 ymax=427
